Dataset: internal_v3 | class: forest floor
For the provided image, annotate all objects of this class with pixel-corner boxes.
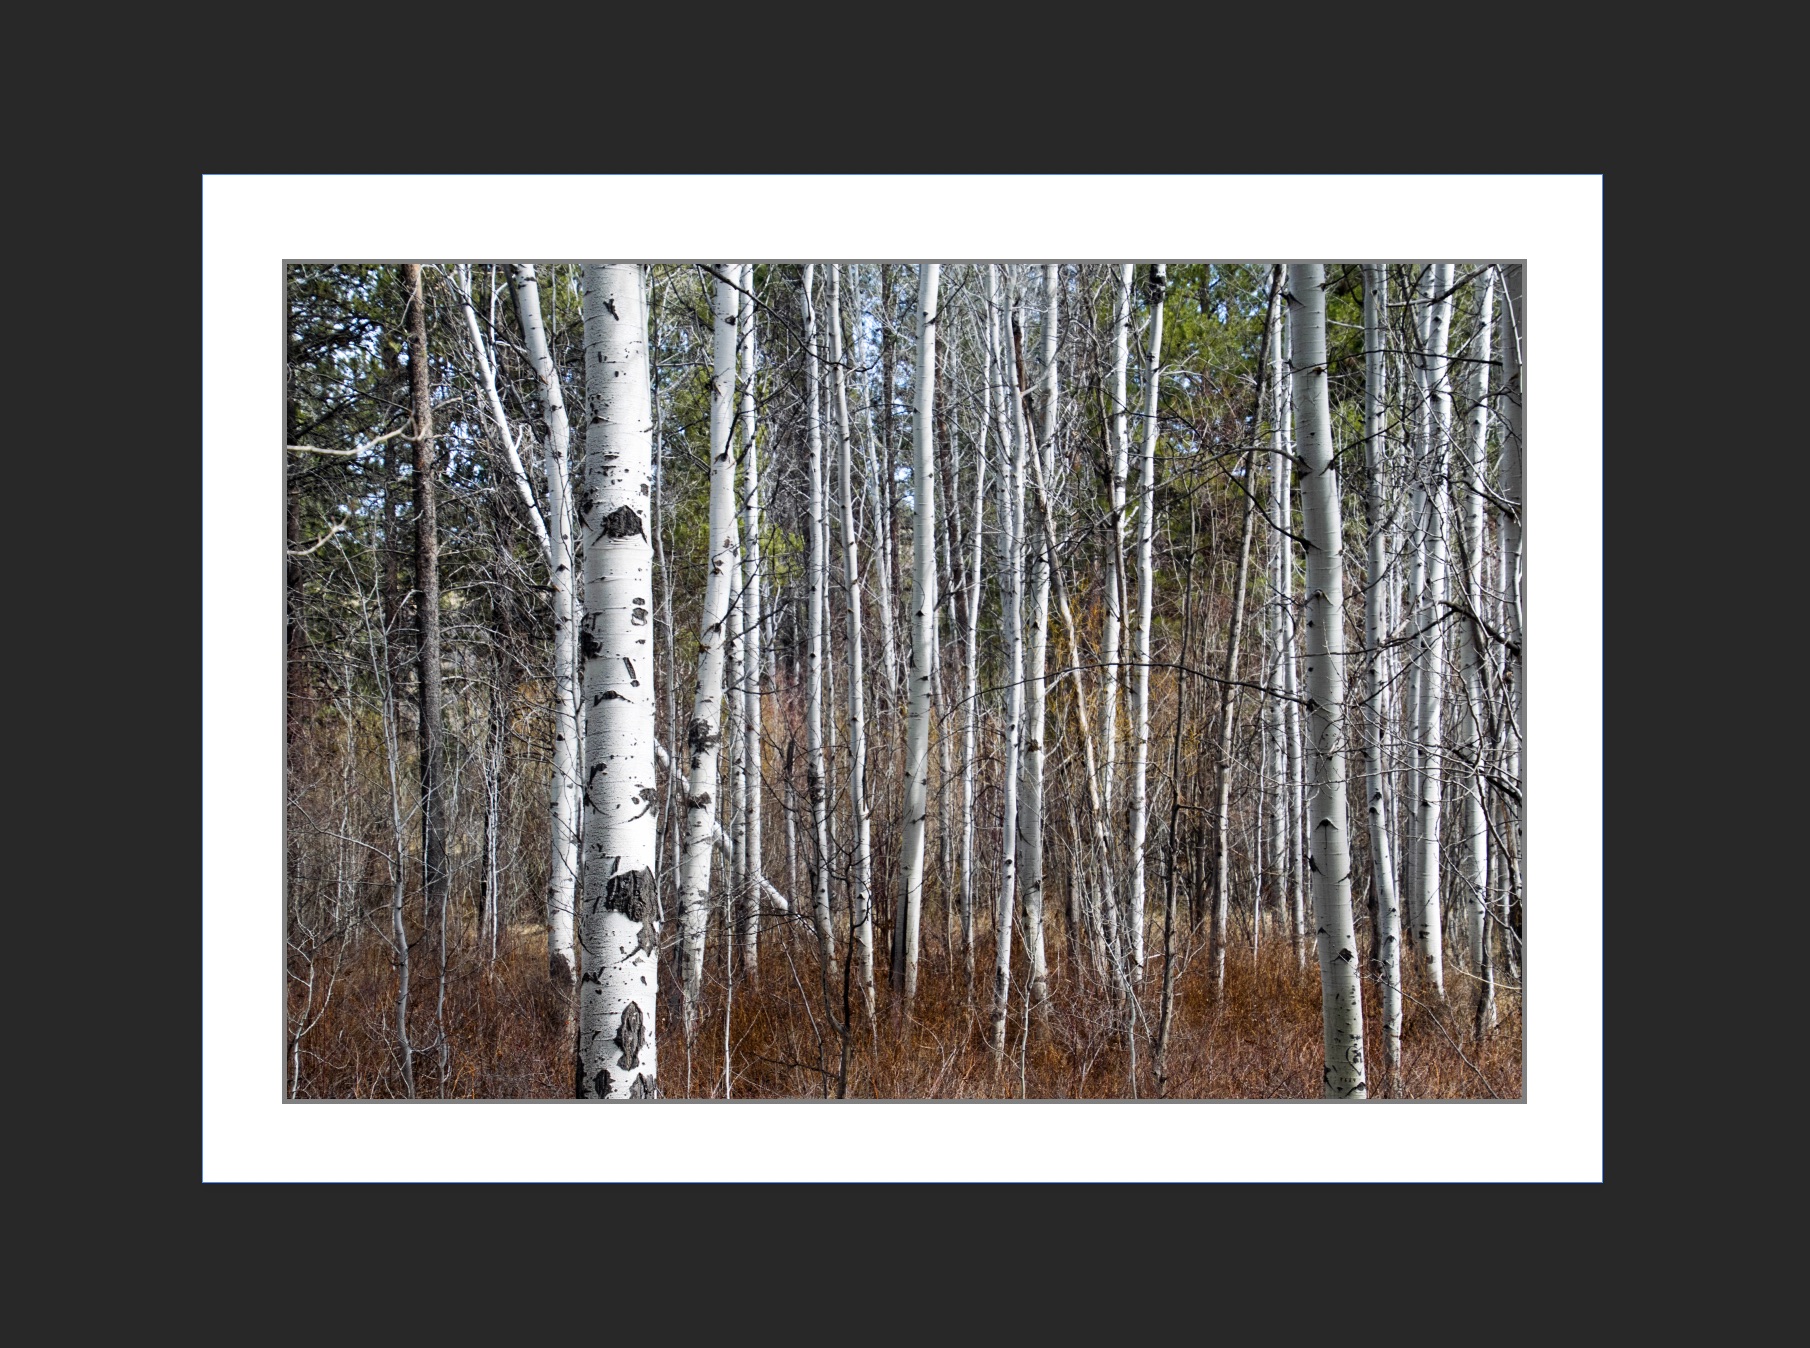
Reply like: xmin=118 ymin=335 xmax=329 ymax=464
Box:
xmin=288 ymin=910 xmax=1522 ymax=1100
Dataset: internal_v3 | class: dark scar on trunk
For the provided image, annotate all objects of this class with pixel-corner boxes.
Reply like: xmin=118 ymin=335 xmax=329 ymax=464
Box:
xmin=615 ymin=1001 xmax=645 ymax=1070
xmin=603 ymin=865 xmax=655 ymax=921
xmin=597 ymin=503 xmax=645 ymax=540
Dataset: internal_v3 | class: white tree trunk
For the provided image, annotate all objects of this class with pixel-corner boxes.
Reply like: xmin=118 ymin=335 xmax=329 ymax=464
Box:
xmin=1128 ymin=264 xmax=1165 ymax=987
xmin=508 ymin=265 xmax=581 ymax=992
xmin=828 ymin=265 xmax=876 ymax=1021
xmin=676 ymin=265 xmax=744 ymax=1039
xmin=1362 ymin=264 xmax=1404 ymax=1088
xmin=1275 ymin=311 xmax=1307 ymax=968
xmin=1013 ymin=266 xmax=1057 ymax=1012
xmin=987 ymin=265 xmax=1026 ymax=1060
xmin=574 ymin=264 xmax=660 ymax=1099
xmin=1288 ymin=263 xmax=1367 ymax=1099
xmin=1456 ymin=271 xmax=1496 ymax=971
xmin=739 ymin=265 xmax=763 ymax=980
xmin=457 ymin=267 xmax=550 ymax=561
xmin=1497 ymin=263 xmax=1524 ymax=944
xmin=1099 ymin=265 xmax=1133 ymax=823
xmin=960 ymin=285 xmax=991 ymax=996
xmin=893 ymin=263 xmax=940 ymax=1015
xmin=1410 ymin=263 xmax=1455 ymax=1000
xmin=802 ymin=265 xmax=839 ymax=1013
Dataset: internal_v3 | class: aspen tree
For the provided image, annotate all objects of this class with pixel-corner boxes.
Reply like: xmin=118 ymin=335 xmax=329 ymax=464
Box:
xmin=574 ymin=264 xmax=660 ymax=1098
xmin=1362 ymin=264 xmax=1404 ymax=1087
xmin=1211 ymin=268 xmax=1280 ymax=994
xmin=1410 ymin=263 xmax=1454 ymax=1000
xmin=960 ymin=283 xmax=991 ymax=995
xmin=1010 ymin=268 xmax=1058 ymax=1013
xmin=1127 ymin=264 xmax=1165 ymax=987
xmin=893 ymin=263 xmax=940 ymax=1014
xmin=1289 ymin=263 xmax=1366 ymax=1099
xmin=739 ymin=264 xmax=764 ymax=979
xmin=828 ymin=265 xmax=876 ymax=1020
xmin=802 ymin=266 xmax=838 ymax=1009
xmin=1456 ymin=271 xmax=1496 ymax=971
xmin=676 ymin=266 xmax=744 ymax=1039
xmin=1099 ymin=264 xmax=1133 ymax=823
xmin=507 ymin=265 xmax=581 ymax=991
xmin=987 ymin=265 xmax=1027 ymax=1061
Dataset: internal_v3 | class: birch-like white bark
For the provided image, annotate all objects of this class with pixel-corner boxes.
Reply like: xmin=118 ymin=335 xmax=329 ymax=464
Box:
xmin=1276 ymin=310 xmax=1307 ymax=968
xmin=508 ymin=266 xmax=581 ymax=991
xmin=456 ymin=266 xmax=550 ymax=562
xmin=574 ymin=264 xmax=660 ymax=1099
xmin=960 ymin=288 xmax=990 ymax=995
xmin=892 ymin=263 xmax=940 ymax=1014
xmin=1497 ymin=263 xmax=1524 ymax=922
xmin=1410 ymin=263 xmax=1454 ymax=1000
xmin=1100 ymin=265 xmax=1133 ymax=823
xmin=828 ymin=265 xmax=876 ymax=1020
xmin=739 ymin=264 xmax=763 ymax=979
xmin=1362 ymin=264 xmax=1404 ymax=1088
xmin=802 ymin=266 xmax=839 ymax=1012
xmin=1456 ymin=272 xmax=1495 ymax=970
xmin=855 ymin=267 xmax=901 ymax=706
xmin=987 ymin=265 xmax=1026 ymax=1060
xmin=1012 ymin=266 xmax=1057 ymax=1012
xmin=1127 ymin=264 xmax=1165 ymax=987
xmin=1289 ymin=263 xmax=1367 ymax=1099
xmin=676 ymin=266 xmax=744 ymax=1039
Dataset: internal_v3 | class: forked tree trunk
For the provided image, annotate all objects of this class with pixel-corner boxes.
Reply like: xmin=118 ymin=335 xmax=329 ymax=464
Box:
xmin=574 ymin=264 xmax=660 ymax=1099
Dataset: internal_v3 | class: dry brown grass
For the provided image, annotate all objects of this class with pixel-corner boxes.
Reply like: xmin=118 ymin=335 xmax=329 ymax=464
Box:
xmin=288 ymin=910 xmax=1521 ymax=1100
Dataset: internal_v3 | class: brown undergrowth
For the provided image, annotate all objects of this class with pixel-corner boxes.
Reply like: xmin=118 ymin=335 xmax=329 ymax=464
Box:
xmin=288 ymin=911 xmax=1522 ymax=1100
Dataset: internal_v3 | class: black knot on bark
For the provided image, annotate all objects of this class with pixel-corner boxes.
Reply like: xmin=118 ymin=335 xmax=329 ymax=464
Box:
xmin=604 ymin=865 xmax=656 ymax=922
xmin=615 ymin=1001 xmax=645 ymax=1070
xmin=597 ymin=503 xmax=646 ymax=540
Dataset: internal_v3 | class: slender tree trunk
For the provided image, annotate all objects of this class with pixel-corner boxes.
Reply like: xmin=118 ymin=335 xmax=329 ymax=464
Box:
xmin=1361 ymin=264 xmax=1405 ymax=1091
xmin=1127 ymin=264 xmax=1165 ymax=989
xmin=739 ymin=265 xmax=764 ymax=982
xmin=1497 ymin=262 xmax=1525 ymax=952
xmin=572 ymin=264 xmax=660 ymax=1099
xmin=1211 ymin=452 xmax=1259 ymax=995
xmin=988 ymin=265 xmax=1026 ymax=1062
xmin=959 ymin=284 xmax=991 ymax=997
xmin=828 ymin=265 xmax=876 ymax=1021
xmin=1411 ymin=263 xmax=1454 ymax=1000
xmin=1288 ymin=263 xmax=1367 ymax=1099
xmin=1100 ymin=265 xmax=1133 ymax=824
xmin=676 ymin=265 xmax=744 ymax=1041
xmin=893 ymin=263 xmax=940 ymax=1016
xmin=1457 ymin=271 xmax=1496 ymax=971
xmin=401 ymin=265 xmax=450 ymax=1045
xmin=1273 ymin=305 xmax=1307 ymax=969
xmin=802 ymin=266 xmax=840 ymax=1025
xmin=508 ymin=266 xmax=582 ymax=994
